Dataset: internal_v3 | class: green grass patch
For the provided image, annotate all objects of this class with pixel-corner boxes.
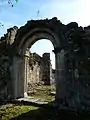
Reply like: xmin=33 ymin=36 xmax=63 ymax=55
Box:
xmin=0 ymin=84 xmax=56 ymax=120
xmin=0 ymin=104 xmax=38 ymax=120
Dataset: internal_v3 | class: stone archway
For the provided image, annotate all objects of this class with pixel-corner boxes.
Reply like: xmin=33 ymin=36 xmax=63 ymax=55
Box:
xmin=12 ymin=18 xmax=68 ymax=104
xmin=1 ymin=17 xmax=90 ymax=110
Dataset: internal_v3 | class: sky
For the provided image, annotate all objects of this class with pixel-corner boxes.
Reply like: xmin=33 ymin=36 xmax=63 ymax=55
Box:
xmin=30 ymin=39 xmax=55 ymax=68
xmin=0 ymin=0 xmax=90 ymax=68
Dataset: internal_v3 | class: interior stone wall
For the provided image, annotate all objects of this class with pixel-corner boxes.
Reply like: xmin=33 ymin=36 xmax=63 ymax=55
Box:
xmin=24 ymin=49 xmax=53 ymax=86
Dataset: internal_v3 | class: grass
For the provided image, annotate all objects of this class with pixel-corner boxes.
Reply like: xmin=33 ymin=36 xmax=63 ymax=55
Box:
xmin=0 ymin=85 xmax=90 ymax=120
xmin=28 ymin=84 xmax=56 ymax=102
xmin=0 ymin=102 xmax=90 ymax=120
xmin=0 ymin=84 xmax=56 ymax=120
xmin=0 ymin=104 xmax=39 ymax=120
xmin=1 ymin=103 xmax=90 ymax=120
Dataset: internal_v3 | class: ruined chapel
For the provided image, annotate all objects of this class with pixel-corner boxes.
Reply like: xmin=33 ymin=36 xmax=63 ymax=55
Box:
xmin=0 ymin=17 xmax=90 ymax=110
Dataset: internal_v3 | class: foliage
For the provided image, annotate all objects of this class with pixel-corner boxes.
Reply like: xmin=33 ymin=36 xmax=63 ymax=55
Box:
xmin=1 ymin=0 xmax=19 ymax=7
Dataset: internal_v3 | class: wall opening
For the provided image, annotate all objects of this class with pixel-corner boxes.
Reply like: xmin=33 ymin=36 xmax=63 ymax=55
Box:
xmin=25 ymin=39 xmax=56 ymax=103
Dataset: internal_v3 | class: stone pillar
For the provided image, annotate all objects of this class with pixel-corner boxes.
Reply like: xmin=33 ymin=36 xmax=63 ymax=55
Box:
xmin=53 ymin=47 xmax=68 ymax=107
xmin=42 ymin=53 xmax=51 ymax=85
xmin=11 ymin=55 xmax=24 ymax=99
xmin=24 ymin=48 xmax=30 ymax=97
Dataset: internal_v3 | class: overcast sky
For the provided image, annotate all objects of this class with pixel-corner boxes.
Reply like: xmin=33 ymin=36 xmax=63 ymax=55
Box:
xmin=0 ymin=0 xmax=90 ymax=68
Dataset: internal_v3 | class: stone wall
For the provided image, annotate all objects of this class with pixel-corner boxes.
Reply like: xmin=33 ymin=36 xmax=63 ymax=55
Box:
xmin=0 ymin=54 xmax=12 ymax=100
xmin=0 ymin=25 xmax=55 ymax=100
xmin=0 ymin=26 xmax=18 ymax=100
xmin=23 ymin=49 xmax=55 ymax=95
xmin=25 ymin=48 xmax=53 ymax=86
xmin=1 ymin=18 xmax=90 ymax=109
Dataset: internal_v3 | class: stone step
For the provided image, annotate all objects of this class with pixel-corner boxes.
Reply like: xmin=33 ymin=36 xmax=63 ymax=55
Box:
xmin=16 ymin=97 xmax=48 ymax=104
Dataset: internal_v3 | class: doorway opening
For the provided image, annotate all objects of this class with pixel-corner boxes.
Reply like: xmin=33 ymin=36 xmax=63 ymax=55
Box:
xmin=25 ymin=39 xmax=56 ymax=103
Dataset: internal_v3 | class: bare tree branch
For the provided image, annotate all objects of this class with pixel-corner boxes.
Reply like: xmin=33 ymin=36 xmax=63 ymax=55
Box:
xmin=0 ymin=23 xmax=4 ymax=27
xmin=1 ymin=0 xmax=18 ymax=7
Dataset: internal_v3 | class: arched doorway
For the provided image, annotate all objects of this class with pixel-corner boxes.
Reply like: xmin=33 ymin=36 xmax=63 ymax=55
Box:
xmin=26 ymin=39 xmax=56 ymax=102
xmin=12 ymin=18 xmax=67 ymax=104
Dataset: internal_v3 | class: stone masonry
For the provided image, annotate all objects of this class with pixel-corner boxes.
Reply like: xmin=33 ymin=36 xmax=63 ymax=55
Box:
xmin=1 ymin=17 xmax=90 ymax=110
xmin=24 ymin=49 xmax=54 ymax=95
xmin=24 ymin=48 xmax=53 ymax=86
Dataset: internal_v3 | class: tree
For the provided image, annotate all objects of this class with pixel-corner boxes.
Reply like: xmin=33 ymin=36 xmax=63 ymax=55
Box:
xmin=0 ymin=0 xmax=19 ymax=27
xmin=2 ymin=0 xmax=19 ymax=7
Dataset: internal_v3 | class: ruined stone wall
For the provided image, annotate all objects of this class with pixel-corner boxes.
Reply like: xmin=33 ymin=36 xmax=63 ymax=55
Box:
xmin=24 ymin=49 xmax=53 ymax=94
xmin=25 ymin=49 xmax=52 ymax=86
xmin=1 ymin=18 xmax=90 ymax=109
xmin=0 ymin=56 xmax=10 ymax=99
xmin=41 ymin=53 xmax=51 ymax=85
xmin=0 ymin=25 xmax=54 ymax=99
xmin=0 ymin=26 xmax=18 ymax=100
